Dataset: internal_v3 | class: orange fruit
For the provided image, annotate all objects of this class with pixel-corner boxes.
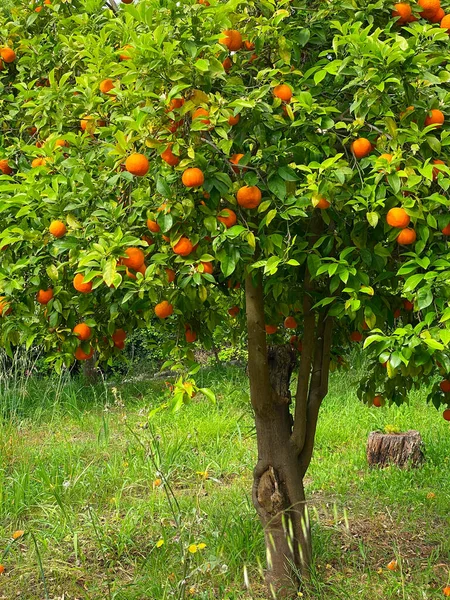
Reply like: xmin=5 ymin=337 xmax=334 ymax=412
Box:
xmin=230 ymin=153 xmax=245 ymax=174
xmin=73 ymin=323 xmax=92 ymax=341
xmin=419 ymin=0 xmax=440 ymax=18
xmin=122 ymin=247 xmax=145 ymax=270
xmin=75 ymin=346 xmax=94 ymax=361
xmin=273 ymin=84 xmax=292 ymax=103
xmin=0 ymin=297 xmax=12 ymax=316
xmin=424 ymin=109 xmax=445 ymax=127
xmin=182 ymin=167 xmax=204 ymax=187
xmin=219 ymin=30 xmax=242 ymax=51
xmin=54 ymin=139 xmax=68 ymax=147
xmin=403 ymin=299 xmax=414 ymax=311
xmin=12 ymin=530 xmax=24 ymax=540
xmin=192 ymin=107 xmax=210 ymax=125
xmin=442 ymin=223 xmax=450 ymax=235
xmin=125 ymin=153 xmax=149 ymax=176
xmin=199 ymin=261 xmax=213 ymax=274
xmin=154 ymin=300 xmax=173 ymax=318
xmin=443 ymin=409 xmax=450 ymax=421
xmin=228 ymin=306 xmax=240 ymax=317
xmin=49 ymin=220 xmax=66 ymax=238
xmin=373 ymin=395 xmax=383 ymax=407
xmin=244 ymin=40 xmax=255 ymax=50
xmin=430 ymin=6 xmax=445 ymax=21
xmin=284 ymin=316 xmax=297 ymax=329
xmin=0 ymin=48 xmax=16 ymax=63
xmin=441 ymin=13 xmax=450 ymax=29
xmin=166 ymin=268 xmax=176 ymax=283
xmin=432 ymin=159 xmax=446 ymax=180
xmin=161 ymin=143 xmax=180 ymax=166
xmin=444 ymin=585 xmax=450 ymax=596
xmin=173 ymin=237 xmax=194 ymax=256
xmin=112 ymin=329 xmax=126 ymax=346
xmin=378 ymin=153 xmax=393 ymax=163
xmin=167 ymin=97 xmax=185 ymax=112
xmin=386 ymin=207 xmax=410 ymax=229
xmin=237 ymin=186 xmax=262 ymax=209
xmin=228 ymin=113 xmax=240 ymax=126
xmin=99 ymin=79 xmax=115 ymax=94
xmin=36 ymin=289 xmax=53 ymax=304
xmin=350 ymin=331 xmax=363 ymax=342
xmin=185 ymin=328 xmax=197 ymax=343
xmin=218 ymin=208 xmax=237 ymax=228
xmin=314 ymin=197 xmax=330 ymax=210
xmin=0 ymin=159 xmax=12 ymax=174
xmin=122 ymin=0 xmax=133 ymax=3
xmin=73 ymin=273 xmax=93 ymax=293
xmin=440 ymin=379 xmax=450 ymax=392
xmin=387 ymin=559 xmax=398 ymax=571
xmin=223 ymin=57 xmax=232 ymax=72
xmin=198 ymin=0 xmax=210 ymax=4
xmin=31 ymin=157 xmax=48 ymax=168
xmin=351 ymin=138 xmax=372 ymax=159
xmin=265 ymin=325 xmax=278 ymax=335
xmin=394 ymin=309 xmax=401 ymax=319
xmin=397 ymin=228 xmax=416 ymax=245
xmin=119 ymin=45 xmax=133 ymax=60
xmin=147 ymin=219 xmax=160 ymax=233
xmin=392 ymin=3 xmax=413 ymax=23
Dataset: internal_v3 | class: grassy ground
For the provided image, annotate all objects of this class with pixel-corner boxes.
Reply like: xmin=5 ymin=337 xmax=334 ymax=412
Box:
xmin=0 ymin=358 xmax=449 ymax=599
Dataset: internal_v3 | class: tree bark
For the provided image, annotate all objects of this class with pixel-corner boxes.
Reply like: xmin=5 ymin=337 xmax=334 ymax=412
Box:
xmin=82 ymin=356 xmax=100 ymax=384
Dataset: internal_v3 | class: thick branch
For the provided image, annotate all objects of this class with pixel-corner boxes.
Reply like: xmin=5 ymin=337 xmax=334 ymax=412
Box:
xmin=298 ymin=316 xmax=333 ymax=477
xmin=245 ymin=272 xmax=272 ymax=415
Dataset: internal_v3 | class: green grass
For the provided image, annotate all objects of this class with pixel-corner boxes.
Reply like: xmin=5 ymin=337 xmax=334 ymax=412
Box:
xmin=0 ymin=360 xmax=449 ymax=599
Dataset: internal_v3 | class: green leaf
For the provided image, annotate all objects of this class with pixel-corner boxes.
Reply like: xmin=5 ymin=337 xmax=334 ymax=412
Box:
xmin=417 ymin=286 xmax=433 ymax=310
xmin=103 ymin=258 xmax=117 ymax=288
xmin=366 ymin=212 xmax=379 ymax=228
xmin=268 ymin=176 xmax=286 ymax=200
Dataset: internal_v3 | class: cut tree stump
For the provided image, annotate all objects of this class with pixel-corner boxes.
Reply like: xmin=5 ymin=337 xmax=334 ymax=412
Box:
xmin=367 ymin=430 xmax=425 ymax=468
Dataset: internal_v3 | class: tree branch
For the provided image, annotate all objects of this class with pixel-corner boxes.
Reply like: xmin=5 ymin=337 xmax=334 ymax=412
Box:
xmin=245 ymin=272 xmax=272 ymax=416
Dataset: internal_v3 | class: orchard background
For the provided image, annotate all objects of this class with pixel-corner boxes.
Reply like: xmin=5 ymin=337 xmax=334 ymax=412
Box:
xmin=1 ymin=0 xmax=450 ymax=597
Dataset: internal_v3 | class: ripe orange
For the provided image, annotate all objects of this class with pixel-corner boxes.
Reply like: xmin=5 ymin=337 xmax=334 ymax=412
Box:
xmin=444 ymin=585 xmax=450 ymax=596
xmin=392 ymin=3 xmax=413 ymax=23
xmin=54 ymin=139 xmax=68 ymax=148
xmin=394 ymin=308 xmax=401 ymax=319
xmin=112 ymin=329 xmax=126 ymax=346
xmin=122 ymin=247 xmax=145 ymax=270
xmin=433 ymin=159 xmax=446 ymax=180
xmin=182 ymin=167 xmax=205 ymax=187
xmin=49 ymin=220 xmax=66 ymax=238
xmin=223 ymin=57 xmax=232 ymax=72
xmin=161 ymin=144 xmax=180 ymax=166
xmin=403 ymin=299 xmax=414 ymax=311
xmin=443 ymin=409 xmax=450 ymax=421
xmin=351 ymin=138 xmax=372 ymax=159
xmin=12 ymin=530 xmax=24 ymax=540
xmin=314 ymin=196 xmax=330 ymax=210
xmin=440 ymin=379 xmax=450 ymax=393
xmin=418 ymin=0 xmax=440 ymax=18
xmin=230 ymin=153 xmax=245 ymax=174
xmin=386 ymin=207 xmax=410 ymax=229
xmin=31 ymin=157 xmax=48 ymax=168
xmin=218 ymin=208 xmax=237 ymax=228
xmin=265 ymin=325 xmax=278 ymax=335
xmin=173 ymin=237 xmax=194 ymax=256
xmin=147 ymin=219 xmax=160 ymax=233
xmin=198 ymin=0 xmax=210 ymax=4
xmin=387 ymin=560 xmax=398 ymax=571
xmin=122 ymin=0 xmax=133 ymax=3
xmin=0 ymin=48 xmax=16 ymax=63
xmin=228 ymin=113 xmax=240 ymax=126
xmin=397 ymin=228 xmax=416 ymax=245
xmin=442 ymin=223 xmax=450 ymax=235
xmin=378 ymin=153 xmax=393 ymax=163
xmin=430 ymin=6 xmax=445 ymax=21
xmin=373 ymin=395 xmax=383 ymax=407
xmin=73 ymin=273 xmax=93 ymax=293
xmin=37 ymin=289 xmax=53 ymax=304
xmin=192 ymin=107 xmax=210 ymax=125
xmin=154 ymin=300 xmax=174 ymax=318
xmin=219 ymin=30 xmax=242 ymax=51
xmin=166 ymin=268 xmax=176 ymax=283
xmin=185 ymin=327 xmax=197 ymax=343
xmin=199 ymin=261 xmax=213 ymax=274
xmin=228 ymin=306 xmax=240 ymax=317
xmin=273 ymin=84 xmax=292 ymax=103
xmin=125 ymin=153 xmax=149 ymax=176
xmin=73 ymin=323 xmax=92 ymax=341
xmin=441 ymin=13 xmax=450 ymax=30
xmin=0 ymin=159 xmax=12 ymax=174
xmin=119 ymin=45 xmax=133 ymax=60
xmin=99 ymin=79 xmax=115 ymax=93
xmin=0 ymin=297 xmax=12 ymax=316
xmin=237 ymin=186 xmax=262 ymax=209
xmin=167 ymin=97 xmax=185 ymax=112
xmin=284 ymin=316 xmax=297 ymax=329
xmin=350 ymin=331 xmax=363 ymax=342
xmin=244 ymin=40 xmax=255 ymax=50
xmin=75 ymin=346 xmax=94 ymax=361
xmin=35 ymin=6 xmax=43 ymax=11
xmin=424 ymin=109 xmax=445 ymax=127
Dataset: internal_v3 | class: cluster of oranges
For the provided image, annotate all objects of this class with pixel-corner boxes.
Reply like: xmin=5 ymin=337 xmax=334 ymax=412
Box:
xmin=393 ymin=0 xmax=450 ymax=27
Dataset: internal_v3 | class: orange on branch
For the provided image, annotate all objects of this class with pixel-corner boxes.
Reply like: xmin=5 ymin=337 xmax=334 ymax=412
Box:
xmin=403 ymin=299 xmax=414 ymax=311
xmin=0 ymin=297 xmax=12 ymax=316
xmin=125 ymin=153 xmax=149 ymax=176
xmin=424 ymin=109 xmax=444 ymax=127
xmin=122 ymin=247 xmax=145 ymax=270
xmin=440 ymin=379 xmax=450 ymax=393
xmin=161 ymin=144 xmax=180 ymax=166
xmin=173 ymin=237 xmax=194 ymax=256
xmin=218 ymin=208 xmax=237 ymax=228
xmin=147 ymin=219 xmax=160 ymax=233
xmin=99 ymin=79 xmax=115 ymax=94
xmin=265 ymin=325 xmax=278 ymax=335
xmin=273 ymin=84 xmax=293 ymax=103
xmin=199 ymin=261 xmax=214 ymax=274
xmin=284 ymin=316 xmax=297 ymax=329
xmin=155 ymin=300 xmax=174 ymax=318
xmin=220 ymin=29 xmax=242 ymax=51
xmin=31 ymin=157 xmax=48 ymax=168
xmin=228 ymin=306 xmax=240 ymax=317
xmin=49 ymin=220 xmax=66 ymax=238
xmin=430 ymin=6 xmax=445 ymax=21
xmin=75 ymin=346 xmax=94 ymax=361
xmin=165 ymin=268 xmax=176 ymax=283
xmin=0 ymin=48 xmax=16 ymax=63
xmin=0 ymin=159 xmax=12 ymax=174
xmin=392 ymin=3 xmax=413 ymax=22
xmin=443 ymin=409 xmax=450 ymax=421
xmin=185 ymin=328 xmax=197 ymax=343
xmin=182 ymin=167 xmax=204 ymax=187
xmin=237 ymin=186 xmax=262 ymax=209
xmin=441 ymin=14 xmax=450 ymax=30
xmin=228 ymin=113 xmax=240 ymax=126
xmin=386 ymin=207 xmax=410 ymax=229
xmin=314 ymin=196 xmax=330 ymax=210
xmin=36 ymin=289 xmax=53 ymax=304
xmin=73 ymin=273 xmax=93 ymax=293
xmin=223 ymin=57 xmax=232 ymax=72
xmin=373 ymin=395 xmax=383 ymax=407
xmin=351 ymin=137 xmax=372 ymax=159
xmin=350 ymin=331 xmax=363 ymax=342
xmin=397 ymin=228 xmax=416 ymax=245
xmin=433 ymin=159 xmax=446 ymax=180
xmin=192 ymin=107 xmax=210 ymax=125
xmin=230 ymin=153 xmax=245 ymax=173
xmin=167 ymin=97 xmax=185 ymax=112
xmin=73 ymin=323 xmax=92 ymax=341
xmin=112 ymin=329 xmax=126 ymax=346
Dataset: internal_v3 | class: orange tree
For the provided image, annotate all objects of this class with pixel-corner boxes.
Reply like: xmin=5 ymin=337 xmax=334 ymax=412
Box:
xmin=2 ymin=0 xmax=450 ymax=595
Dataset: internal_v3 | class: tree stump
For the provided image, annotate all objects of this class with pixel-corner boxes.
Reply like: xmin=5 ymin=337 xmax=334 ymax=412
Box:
xmin=367 ymin=430 xmax=425 ymax=468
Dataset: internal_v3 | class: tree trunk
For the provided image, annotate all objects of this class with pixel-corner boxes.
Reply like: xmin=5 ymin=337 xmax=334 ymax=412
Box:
xmin=82 ymin=356 xmax=100 ymax=384
xmin=367 ymin=430 xmax=425 ymax=468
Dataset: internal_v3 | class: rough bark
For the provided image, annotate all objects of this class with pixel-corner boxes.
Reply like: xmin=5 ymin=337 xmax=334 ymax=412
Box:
xmin=367 ymin=430 xmax=425 ymax=468
xmin=82 ymin=356 xmax=100 ymax=384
